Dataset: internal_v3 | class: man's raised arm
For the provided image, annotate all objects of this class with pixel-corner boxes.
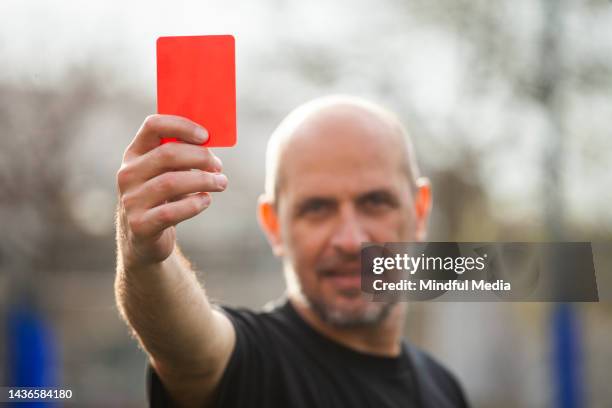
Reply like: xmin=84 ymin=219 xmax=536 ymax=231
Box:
xmin=114 ymin=114 xmax=235 ymax=407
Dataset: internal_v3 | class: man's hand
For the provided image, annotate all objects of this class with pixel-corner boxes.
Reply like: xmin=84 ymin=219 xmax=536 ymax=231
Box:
xmin=116 ymin=114 xmax=228 ymax=268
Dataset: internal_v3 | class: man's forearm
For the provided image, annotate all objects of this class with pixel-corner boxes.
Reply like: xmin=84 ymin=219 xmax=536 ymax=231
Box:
xmin=115 ymin=245 xmax=219 ymax=372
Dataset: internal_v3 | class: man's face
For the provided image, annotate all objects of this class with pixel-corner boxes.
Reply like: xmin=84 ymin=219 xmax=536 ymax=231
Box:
xmin=273 ymin=107 xmax=422 ymax=327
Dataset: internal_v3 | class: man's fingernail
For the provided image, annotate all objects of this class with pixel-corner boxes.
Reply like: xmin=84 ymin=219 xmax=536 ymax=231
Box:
xmin=200 ymin=193 xmax=211 ymax=206
xmin=213 ymin=156 xmax=223 ymax=170
xmin=214 ymin=173 xmax=228 ymax=189
xmin=195 ymin=127 xmax=209 ymax=143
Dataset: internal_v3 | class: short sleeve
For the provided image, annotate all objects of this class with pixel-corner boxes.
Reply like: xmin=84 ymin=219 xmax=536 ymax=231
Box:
xmin=145 ymin=306 xmax=276 ymax=408
xmin=405 ymin=344 xmax=471 ymax=408
xmin=212 ymin=306 xmax=277 ymax=407
xmin=146 ymin=362 xmax=171 ymax=407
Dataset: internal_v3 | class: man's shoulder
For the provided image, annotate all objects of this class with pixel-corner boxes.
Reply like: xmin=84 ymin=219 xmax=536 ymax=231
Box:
xmin=215 ymin=299 xmax=287 ymax=322
xmin=403 ymin=343 xmax=470 ymax=407
xmin=404 ymin=343 xmax=454 ymax=379
xmin=213 ymin=299 xmax=294 ymax=339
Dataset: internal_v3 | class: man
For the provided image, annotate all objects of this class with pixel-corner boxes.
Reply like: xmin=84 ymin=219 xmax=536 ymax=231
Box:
xmin=115 ymin=95 xmax=469 ymax=407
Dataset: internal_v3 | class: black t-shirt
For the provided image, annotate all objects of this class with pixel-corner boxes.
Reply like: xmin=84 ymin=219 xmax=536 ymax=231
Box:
xmin=147 ymin=300 xmax=469 ymax=407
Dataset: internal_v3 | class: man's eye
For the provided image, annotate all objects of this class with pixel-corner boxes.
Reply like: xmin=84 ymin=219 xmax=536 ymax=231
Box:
xmin=366 ymin=195 xmax=387 ymax=205
xmin=299 ymin=200 xmax=333 ymax=217
xmin=361 ymin=192 xmax=396 ymax=211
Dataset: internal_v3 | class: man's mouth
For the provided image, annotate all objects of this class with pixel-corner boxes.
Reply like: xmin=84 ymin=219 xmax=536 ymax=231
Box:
xmin=320 ymin=266 xmax=362 ymax=290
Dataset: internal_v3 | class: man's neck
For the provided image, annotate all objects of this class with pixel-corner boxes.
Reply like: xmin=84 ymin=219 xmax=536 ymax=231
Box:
xmin=288 ymin=295 xmax=405 ymax=357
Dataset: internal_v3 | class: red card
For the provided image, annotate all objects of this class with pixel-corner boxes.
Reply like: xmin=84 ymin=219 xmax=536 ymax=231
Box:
xmin=157 ymin=35 xmax=236 ymax=147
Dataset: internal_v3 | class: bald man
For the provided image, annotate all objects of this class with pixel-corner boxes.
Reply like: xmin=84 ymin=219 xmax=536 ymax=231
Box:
xmin=115 ymin=96 xmax=469 ymax=408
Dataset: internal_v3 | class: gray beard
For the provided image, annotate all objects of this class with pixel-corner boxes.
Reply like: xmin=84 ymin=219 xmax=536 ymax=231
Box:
xmin=306 ymin=294 xmax=397 ymax=329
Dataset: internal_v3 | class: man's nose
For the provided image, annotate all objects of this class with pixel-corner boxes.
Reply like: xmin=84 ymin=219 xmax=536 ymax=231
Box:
xmin=330 ymin=208 xmax=369 ymax=255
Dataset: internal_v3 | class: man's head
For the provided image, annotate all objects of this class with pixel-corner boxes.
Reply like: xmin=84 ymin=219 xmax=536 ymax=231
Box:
xmin=258 ymin=95 xmax=431 ymax=327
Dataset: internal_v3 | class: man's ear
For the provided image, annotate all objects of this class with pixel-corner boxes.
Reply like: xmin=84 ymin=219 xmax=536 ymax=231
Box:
xmin=414 ymin=177 xmax=432 ymax=241
xmin=257 ymin=194 xmax=284 ymax=257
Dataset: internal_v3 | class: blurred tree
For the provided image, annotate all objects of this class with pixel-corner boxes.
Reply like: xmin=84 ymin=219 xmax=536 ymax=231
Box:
xmin=0 ymin=73 xmax=99 ymax=283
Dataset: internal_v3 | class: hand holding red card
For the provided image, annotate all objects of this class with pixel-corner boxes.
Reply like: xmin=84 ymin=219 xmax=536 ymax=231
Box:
xmin=157 ymin=35 xmax=236 ymax=147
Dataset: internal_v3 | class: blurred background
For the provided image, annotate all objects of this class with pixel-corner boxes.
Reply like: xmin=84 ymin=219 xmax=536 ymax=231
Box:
xmin=1 ymin=0 xmax=611 ymax=406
